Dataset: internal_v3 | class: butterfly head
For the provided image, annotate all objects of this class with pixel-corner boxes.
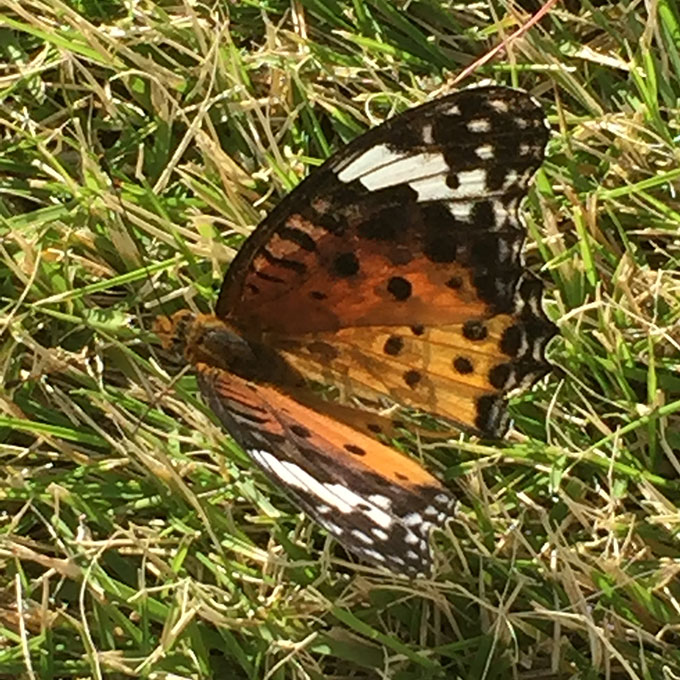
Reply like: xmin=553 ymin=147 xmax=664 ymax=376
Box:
xmin=154 ymin=309 xmax=196 ymax=358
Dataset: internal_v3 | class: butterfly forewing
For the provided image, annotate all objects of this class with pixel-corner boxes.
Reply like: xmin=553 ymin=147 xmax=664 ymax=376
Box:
xmin=218 ymin=87 xmax=548 ymax=332
xmin=197 ymin=365 xmax=454 ymax=575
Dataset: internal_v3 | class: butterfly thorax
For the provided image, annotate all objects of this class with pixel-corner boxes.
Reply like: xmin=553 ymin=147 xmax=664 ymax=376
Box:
xmin=155 ymin=310 xmax=303 ymax=386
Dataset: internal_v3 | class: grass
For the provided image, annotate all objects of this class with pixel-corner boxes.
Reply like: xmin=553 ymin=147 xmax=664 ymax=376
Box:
xmin=1 ymin=0 xmax=680 ymax=678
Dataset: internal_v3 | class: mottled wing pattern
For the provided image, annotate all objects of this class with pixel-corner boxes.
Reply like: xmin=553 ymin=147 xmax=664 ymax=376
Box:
xmin=217 ymin=86 xmax=554 ymax=436
xmin=196 ymin=363 xmax=455 ymax=576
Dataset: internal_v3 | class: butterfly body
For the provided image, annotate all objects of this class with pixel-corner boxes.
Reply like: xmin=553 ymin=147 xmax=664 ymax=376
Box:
xmin=156 ymin=86 xmax=554 ymax=576
xmin=157 ymin=311 xmax=304 ymax=386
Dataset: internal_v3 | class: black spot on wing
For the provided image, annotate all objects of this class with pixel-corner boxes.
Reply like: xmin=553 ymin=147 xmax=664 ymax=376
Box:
xmin=489 ymin=363 xmax=511 ymax=389
xmin=387 ymin=276 xmax=412 ymax=301
xmin=383 ymin=336 xmax=404 ymax=356
xmin=344 ymin=444 xmax=366 ymax=456
xmin=403 ymin=370 xmax=421 ymax=388
xmin=453 ymin=357 xmax=474 ymax=374
xmin=333 ymin=252 xmax=360 ymax=277
xmin=463 ymin=320 xmax=488 ymax=341
xmin=445 ymin=173 xmax=460 ymax=189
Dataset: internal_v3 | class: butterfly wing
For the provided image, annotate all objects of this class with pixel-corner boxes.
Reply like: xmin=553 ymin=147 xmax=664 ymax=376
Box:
xmin=269 ymin=301 xmax=552 ymax=436
xmin=215 ymin=86 xmax=554 ymax=435
xmin=197 ymin=363 xmax=454 ymax=576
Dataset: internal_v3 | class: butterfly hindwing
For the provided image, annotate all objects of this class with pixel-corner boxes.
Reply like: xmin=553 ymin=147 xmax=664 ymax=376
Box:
xmin=197 ymin=363 xmax=454 ymax=575
xmin=270 ymin=299 xmax=553 ymax=435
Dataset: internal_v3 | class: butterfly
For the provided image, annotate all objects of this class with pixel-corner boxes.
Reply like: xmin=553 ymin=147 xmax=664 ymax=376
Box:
xmin=154 ymin=86 xmax=555 ymax=577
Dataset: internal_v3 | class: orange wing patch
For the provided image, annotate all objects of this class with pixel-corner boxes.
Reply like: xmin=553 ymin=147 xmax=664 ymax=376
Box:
xmin=282 ymin=394 xmax=410 ymax=445
xmin=231 ymin=238 xmax=496 ymax=335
